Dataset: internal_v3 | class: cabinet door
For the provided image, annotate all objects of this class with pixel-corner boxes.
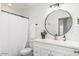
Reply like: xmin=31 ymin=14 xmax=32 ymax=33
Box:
xmin=51 ymin=50 xmax=65 ymax=56
xmin=33 ymin=46 xmax=41 ymax=56
xmin=40 ymin=48 xmax=50 ymax=56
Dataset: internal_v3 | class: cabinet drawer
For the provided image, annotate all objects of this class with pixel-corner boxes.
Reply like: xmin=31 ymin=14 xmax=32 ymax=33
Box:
xmin=33 ymin=42 xmax=51 ymax=50
xmin=51 ymin=45 xmax=79 ymax=56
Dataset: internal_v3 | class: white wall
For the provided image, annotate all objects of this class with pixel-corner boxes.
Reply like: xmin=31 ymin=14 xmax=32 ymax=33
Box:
xmin=0 ymin=3 xmax=1 ymax=12
xmin=23 ymin=3 xmax=79 ymax=42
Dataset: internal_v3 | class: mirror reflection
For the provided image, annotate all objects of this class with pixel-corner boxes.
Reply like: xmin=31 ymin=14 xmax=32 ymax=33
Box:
xmin=45 ymin=9 xmax=72 ymax=36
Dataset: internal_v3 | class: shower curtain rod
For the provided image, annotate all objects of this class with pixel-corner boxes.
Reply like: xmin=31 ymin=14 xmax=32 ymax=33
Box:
xmin=1 ymin=10 xmax=29 ymax=19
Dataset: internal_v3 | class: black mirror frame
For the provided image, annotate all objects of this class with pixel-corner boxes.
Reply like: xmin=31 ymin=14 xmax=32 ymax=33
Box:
xmin=44 ymin=9 xmax=73 ymax=36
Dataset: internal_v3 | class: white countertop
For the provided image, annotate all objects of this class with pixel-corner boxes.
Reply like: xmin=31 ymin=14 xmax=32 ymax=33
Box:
xmin=31 ymin=39 xmax=79 ymax=50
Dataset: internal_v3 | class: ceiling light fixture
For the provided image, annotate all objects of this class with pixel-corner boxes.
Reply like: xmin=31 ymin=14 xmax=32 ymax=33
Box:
xmin=49 ymin=3 xmax=64 ymax=8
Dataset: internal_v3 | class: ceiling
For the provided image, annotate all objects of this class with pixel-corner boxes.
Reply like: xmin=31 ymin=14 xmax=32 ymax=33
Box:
xmin=1 ymin=3 xmax=52 ymax=11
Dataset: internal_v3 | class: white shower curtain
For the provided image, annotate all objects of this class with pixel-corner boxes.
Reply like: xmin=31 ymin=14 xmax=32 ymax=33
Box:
xmin=0 ymin=11 xmax=28 ymax=56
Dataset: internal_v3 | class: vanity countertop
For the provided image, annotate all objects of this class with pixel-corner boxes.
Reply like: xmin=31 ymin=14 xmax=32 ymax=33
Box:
xmin=31 ymin=39 xmax=79 ymax=50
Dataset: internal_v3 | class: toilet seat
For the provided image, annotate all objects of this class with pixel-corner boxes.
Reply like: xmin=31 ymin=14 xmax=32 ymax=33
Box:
xmin=20 ymin=48 xmax=32 ymax=56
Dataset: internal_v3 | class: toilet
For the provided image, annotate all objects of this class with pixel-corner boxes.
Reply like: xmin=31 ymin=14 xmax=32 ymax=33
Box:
xmin=20 ymin=48 xmax=32 ymax=56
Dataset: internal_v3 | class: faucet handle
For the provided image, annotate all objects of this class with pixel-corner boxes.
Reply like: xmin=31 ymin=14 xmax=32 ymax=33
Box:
xmin=63 ymin=35 xmax=66 ymax=41
xmin=54 ymin=34 xmax=57 ymax=40
xmin=74 ymin=50 xmax=79 ymax=54
xmin=54 ymin=34 xmax=57 ymax=36
xmin=55 ymin=34 xmax=57 ymax=36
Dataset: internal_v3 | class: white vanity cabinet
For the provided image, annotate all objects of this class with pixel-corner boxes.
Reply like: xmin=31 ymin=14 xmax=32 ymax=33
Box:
xmin=32 ymin=39 xmax=79 ymax=56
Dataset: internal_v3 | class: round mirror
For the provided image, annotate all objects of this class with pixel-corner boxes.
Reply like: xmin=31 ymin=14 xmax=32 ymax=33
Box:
xmin=45 ymin=9 xmax=72 ymax=36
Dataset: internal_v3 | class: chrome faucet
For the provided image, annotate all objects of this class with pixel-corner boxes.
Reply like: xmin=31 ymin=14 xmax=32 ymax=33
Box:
xmin=63 ymin=35 xmax=66 ymax=41
xmin=54 ymin=34 xmax=57 ymax=40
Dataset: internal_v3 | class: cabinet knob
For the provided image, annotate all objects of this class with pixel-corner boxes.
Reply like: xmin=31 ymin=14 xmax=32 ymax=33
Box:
xmin=48 ymin=54 xmax=53 ymax=56
xmin=74 ymin=50 xmax=79 ymax=54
